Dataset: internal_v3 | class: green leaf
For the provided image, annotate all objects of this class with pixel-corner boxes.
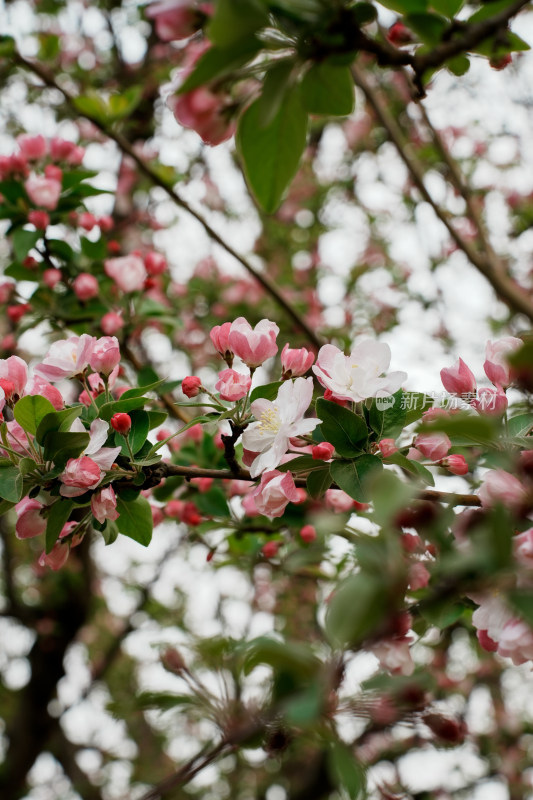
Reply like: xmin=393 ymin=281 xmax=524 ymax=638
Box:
xmin=13 ymin=229 xmax=41 ymax=262
xmin=107 ymin=87 xmax=143 ymax=120
xmin=178 ymin=38 xmax=262 ymax=94
xmin=284 ymin=683 xmax=323 ymax=725
xmin=194 ymin=487 xmax=230 ymax=517
xmin=256 ymin=60 xmax=295 ymax=127
xmin=352 ymin=2 xmax=378 ymax=25
xmin=430 ymin=0 xmax=463 ymax=17
xmin=207 ymin=0 xmax=268 ymax=47
xmin=249 ymin=381 xmax=282 ymax=404
xmin=0 ymin=460 xmax=24 ymax=503
xmin=326 ymin=572 xmax=388 ymax=647
xmin=368 ymin=389 xmax=406 ymax=439
xmin=277 ymin=455 xmax=321 ymax=473
xmin=406 ymin=12 xmax=448 ymax=45
xmin=508 ymin=590 xmax=533 ymax=627
xmin=42 ymin=431 xmax=90 ymax=466
xmin=147 ymin=410 xmax=168 ymax=430
xmin=114 ymin=410 xmax=149 ymax=456
xmin=420 ymin=600 xmax=465 ymax=628
xmin=508 ymin=413 xmax=533 ymax=437
xmin=45 ymin=499 xmax=74 ymax=553
xmin=403 ymin=392 xmax=436 ymax=425
xmin=306 ymin=467 xmax=333 ymax=499
xmin=0 ymin=35 xmax=16 ymax=57
xmin=98 ymin=397 xmax=147 ymax=421
xmin=236 ymin=88 xmax=308 ymax=213
xmin=330 ymin=455 xmax=382 ymax=503
xmin=316 ymin=399 xmax=368 ymax=457
xmin=421 ymin=412 xmax=497 ymax=446
xmin=14 ymin=395 xmax=56 ymax=436
xmin=80 ymin=236 xmax=107 ymax=261
xmin=119 ymin=381 xmax=165 ymax=399
xmin=36 ymin=405 xmax=84 ymax=445
xmin=327 ymin=742 xmax=366 ymax=800
xmin=301 ymin=62 xmax=355 ymax=116
xmin=72 ymin=92 xmax=108 ymax=123
xmin=447 ymin=54 xmax=470 ymax=75
xmin=115 ymin=495 xmax=153 ymax=546
xmin=384 ymin=451 xmax=435 ymax=486
xmin=378 ymin=0 xmax=427 ymax=11
xmin=242 ymin=636 xmax=319 ymax=677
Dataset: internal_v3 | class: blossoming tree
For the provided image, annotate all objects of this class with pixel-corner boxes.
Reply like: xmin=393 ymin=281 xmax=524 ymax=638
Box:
xmin=0 ymin=1 xmax=533 ymax=799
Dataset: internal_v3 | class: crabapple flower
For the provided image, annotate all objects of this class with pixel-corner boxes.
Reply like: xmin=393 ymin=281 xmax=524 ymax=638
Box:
xmin=145 ymin=0 xmax=211 ymax=41
xmin=242 ymin=377 xmax=320 ymax=477
xmin=478 ymin=469 xmax=527 ymax=510
xmin=73 ymin=273 xmax=99 ymax=301
xmin=35 ymin=334 xmax=96 ymax=381
xmin=311 ymin=442 xmax=335 ymax=460
xmin=24 ymin=176 xmax=61 ymax=210
xmin=210 ymin=322 xmax=233 ymax=363
xmin=471 ymin=387 xmax=508 ymax=416
xmin=215 ymin=369 xmax=251 ymax=401
xmin=377 ymin=438 xmax=398 ymax=457
xmin=182 ymin=376 xmax=202 ymax=398
xmin=0 ymin=355 xmax=28 ymax=399
xmin=414 ymin=432 xmax=451 ymax=461
xmin=100 ymin=311 xmax=124 ymax=335
xmin=325 ymin=489 xmax=354 ymax=513
xmin=281 ymin=344 xmax=315 ymax=379
xmin=484 ymin=337 xmax=523 ymax=388
xmin=89 ymin=336 xmax=121 ymax=375
xmin=15 ymin=497 xmax=46 ymax=539
xmin=91 ymin=486 xmax=119 ymax=524
xmin=17 ymin=134 xmax=48 ymax=160
xmin=313 ymin=341 xmax=406 ymax=403
xmin=38 ymin=542 xmax=70 ymax=570
xmin=300 ymin=524 xmax=317 ymax=543
xmin=251 ymin=470 xmax=300 ymax=519
xmin=228 ymin=317 xmax=279 ymax=369
xmin=498 ymin=619 xmax=533 ymax=665
xmin=443 ymin=454 xmax=469 ymax=475
xmin=169 ymin=85 xmax=236 ymax=146
xmin=104 ymin=255 xmax=147 ymax=293
xmin=70 ymin=418 xmax=122 ymax=469
xmin=513 ymin=528 xmax=533 ymax=567
xmin=60 ymin=456 xmax=102 ymax=497
xmin=440 ymin=358 xmax=476 ymax=396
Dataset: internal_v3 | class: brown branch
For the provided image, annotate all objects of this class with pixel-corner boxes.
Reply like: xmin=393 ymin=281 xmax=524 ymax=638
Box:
xmin=14 ymin=53 xmax=323 ymax=349
xmin=352 ymin=62 xmax=533 ymax=323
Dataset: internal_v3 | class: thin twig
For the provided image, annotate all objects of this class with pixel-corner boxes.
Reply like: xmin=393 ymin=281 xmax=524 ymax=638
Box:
xmin=13 ymin=53 xmax=323 ymax=348
xmin=352 ymin=62 xmax=533 ymax=323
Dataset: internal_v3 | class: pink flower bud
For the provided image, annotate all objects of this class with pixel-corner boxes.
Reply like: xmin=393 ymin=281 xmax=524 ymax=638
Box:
xmin=145 ymin=0 xmax=210 ymax=41
xmin=28 ymin=209 xmax=50 ymax=229
xmin=144 ymin=251 xmax=167 ymax=275
xmin=214 ymin=368 xmax=251 ymax=401
xmin=378 ymin=438 xmax=398 ymax=457
xmin=100 ymin=311 xmax=124 ymax=335
xmin=165 ymin=499 xmax=184 ymax=518
xmin=210 ymin=322 xmax=232 ymax=360
xmin=43 ymin=268 xmax=62 ymax=289
xmin=90 ymin=336 xmax=121 ymax=375
xmin=471 ymin=387 xmax=508 ymax=416
xmin=15 ymin=497 xmax=46 ymax=539
xmin=169 ymin=85 xmax=236 ymax=146
xmin=60 ymin=456 xmax=102 ymax=497
xmin=483 ymin=337 xmax=523 ymax=388
xmin=312 ymin=442 xmax=335 ymax=460
xmin=152 ymin=505 xmax=165 ymax=527
xmin=91 ymin=485 xmax=119 ymax=524
xmin=182 ymin=376 xmax=202 ymax=398
xmin=300 ymin=524 xmax=317 ymax=543
xmin=281 ymin=343 xmax=315 ymax=379
xmin=478 ymin=469 xmax=526 ymax=510
xmin=73 ymin=273 xmax=99 ymax=301
xmin=325 ymin=489 xmax=354 ymax=513
xmin=514 ymin=528 xmax=533 ymax=567
xmin=251 ymin=470 xmax=300 ymax=519
xmin=44 ymin=164 xmax=63 ymax=182
xmin=262 ymin=540 xmax=279 ymax=558
xmin=415 ymin=432 xmax=451 ymax=461
xmin=78 ymin=211 xmax=97 ymax=231
xmin=17 ymin=134 xmax=48 ymax=160
xmin=110 ymin=413 xmax=132 ymax=436
xmin=408 ymin=562 xmax=430 ymax=591
xmin=25 ymin=176 xmax=62 ymax=210
xmin=228 ymin=317 xmax=279 ymax=368
xmin=440 ymin=358 xmax=476 ymax=396
xmin=38 ymin=542 xmax=70 ymax=570
xmin=443 ymin=454 xmax=469 ymax=475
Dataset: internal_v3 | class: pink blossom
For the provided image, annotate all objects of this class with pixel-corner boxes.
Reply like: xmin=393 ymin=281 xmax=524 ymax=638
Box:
xmin=169 ymin=86 xmax=236 ymax=146
xmin=70 ymin=418 xmax=121 ymax=469
xmin=144 ymin=251 xmax=167 ymax=275
xmin=146 ymin=0 xmax=210 ymax=41
xmin=300 ymin=524 xmax=317 ymax=543
xmin=91 ymin=485 xmax=119 ymax=524
xmin=104 ymin=255 xmax=147 ymax=293
xmin=90 ymin=336 xmax=121 ymax=375
xmin=414 ymin=432 xmax=451 ymax=461
xmin=484 ymin=337 xmax=523 ymax=388
xmin=59 ymin=456 xmax=102 ymax=497
xmin=15 ymin=497 xmax=46 ymax=539
xmin=35 ymin=334 xmax=96 ymax=381
xmin=50 ymin=138 xmax=85 ymax=164
xmin=498 ymin=618 xmax=533 ymax=665
xmin=325 ymin=489 xmax=354 ymax=513
xmin=228 ymin=317 xmax=279 ymax=369
xmin=311 ymin=442 xmax=335 ymax=460
xmin=43 ymin=268 xmax=62 ymax=289
xmin=471 ymin=387 xmax=508 ymax=416
xmin=378 ymin=438 xmax=398 ymax=457
xmin=38 ymin=542 xmax=70 ymax=570
xmin=408 ymin=562 xmax=430 ymax=591
xmin=3 ymin=421 xmax=31 ymax=455
xmin=313 ymin=341 xmax=406 ymax=403
xmin=182 ymin=376 xmax=202 ymax=398
xmin=281 ymin=343 xmax=315 ymax=379
xmin=26 ymin=376 xmax=64 ymax=410
xmin=17 ymin=134 xmax=48 ymax=160
xmin=24 ymin=176 xmax=62 ymax=210
xmin=241 ymin=493 xmax=260 ymax=517
xmin=215 ymin=368 xmax=251 ymax=401
xmin=251 ymin=470 xmax=300 ymax=519
xmin=440 ymin=358 xmax=476 ymax=396
xmin=513 ymin=528 xmax=533 ymax=567
xmin=210 ymin=322 xmax=232 ymax=359
xmin=262 ymin=540 xmax=279 ymax=558
xmin=370 ymin=638 xmax=414 ymax=676
xmin=478 ymin=469 xmax=527 ymax=510
xmin=0 ymin=355 xmax=28 ymax=398
xmin=443 ymin=454 xmax=469 ymax=475
xmin=28 ymin=210 xmax=50 ymax=229
xmin=73 ymin=273 xmax=99 ymax=301
xmin=0 ymin=282 xmax=14 ymax=304
xmin=100 ymin=311 xmax=124 ymax=335
xmin=78 ymin=212 xmax=96 ymax=231
xmin=242 ymin=377 xmax=320 ymax=477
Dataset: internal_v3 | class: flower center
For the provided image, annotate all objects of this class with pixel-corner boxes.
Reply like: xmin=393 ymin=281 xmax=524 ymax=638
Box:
xmin=258 ymin=408 xmax=281 ymax=435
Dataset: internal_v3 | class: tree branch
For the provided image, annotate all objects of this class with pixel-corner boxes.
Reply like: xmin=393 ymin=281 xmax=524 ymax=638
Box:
xmin=352 ymin=62 xmax=533 ymax=323
xmin=13 ymin=53 xmax=323 ymax=349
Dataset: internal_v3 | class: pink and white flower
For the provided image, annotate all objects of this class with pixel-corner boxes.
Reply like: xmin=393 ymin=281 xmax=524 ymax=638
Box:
xmin=215 ymin=368 xmax=251 ymax=401
xmin=60 ymin=455 xmax=102 ymax=497
xmin=35 ymin=334 xmax=96 ymax=381
xmin=414 ymin=432 xmax=451 ymax=461
xmin=242 ymin=377 xmax=320 ymax=477
xmin=250 ymin=470 xmax=300 ymax=519
xmin=281 ymin=343 xmax=315 ymax=379
xmin=228 ymin=317 xmax=279 ymax=369
xmin=104 ymin=255 xmax=147 ymax=293
xmin=91 ymin=485 xmax=120 ymax=524
xmin=24 ymin=175 xmax=62 ymax=210
xmin=484 ymin=337 xmax=523 ymax=388
xmin=478 ymin=469 xmax=527 ymax=510
xmin=15 ymin=497 xmax=46 ymax=539
xmin=440 ymin=357 xmax=476 ymax=396
xmin=89 ymin=336 xmax=121 ymax=375
xmin=313 ymin=341 xmax=406 ymax=403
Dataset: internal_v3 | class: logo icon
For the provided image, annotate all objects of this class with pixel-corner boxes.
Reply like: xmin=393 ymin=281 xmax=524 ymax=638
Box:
xmin=375 ymin=394 xmax=395 ymax=411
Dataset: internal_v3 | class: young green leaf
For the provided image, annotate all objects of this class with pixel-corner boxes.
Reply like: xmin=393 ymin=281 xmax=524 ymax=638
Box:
xmin=330 ymin=455 xmax=382 ymax=502
xmin=14 ymin=395 xmax=56 ymax=436
xmin=316 ymin=399 xmax=368 ymax=457
xmin=116 ymin=495 xmax=153 ymax=546
xmin=300 ymin=62 xmax=355 ymax=116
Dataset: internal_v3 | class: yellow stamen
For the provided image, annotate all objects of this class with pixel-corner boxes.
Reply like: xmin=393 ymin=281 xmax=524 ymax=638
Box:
xmin=258 ymin=408 xmax=281 ymax=435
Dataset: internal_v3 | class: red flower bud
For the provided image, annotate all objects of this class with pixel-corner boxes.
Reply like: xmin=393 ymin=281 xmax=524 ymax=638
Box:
xmin=312 ymin=442 xmax=335 ymax=460
xmin=110 ymin=412 xmax=132 ymax=435
xmin=182 ymin=376 xmax=202 ymax=398
xmin=299 ymin=524 xmax=317 ymax=543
